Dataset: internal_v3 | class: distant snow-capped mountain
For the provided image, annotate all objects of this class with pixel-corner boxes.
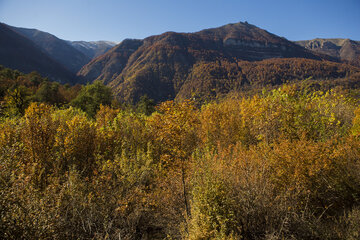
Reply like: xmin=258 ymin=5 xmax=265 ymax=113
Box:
xmin=69 ymin=41 xmax=117 ymax=59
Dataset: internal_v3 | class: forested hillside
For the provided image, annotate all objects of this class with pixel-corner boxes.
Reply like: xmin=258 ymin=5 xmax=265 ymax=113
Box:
xmin=177 ymin=58 xmax=360 ymax=101
xmin=79 ymin=22 xmax=342 ymax=103
xmin=0 ymin=23 xmax=77 ymax=84
xmin=9 ymin=25 xmax=91 ymax=73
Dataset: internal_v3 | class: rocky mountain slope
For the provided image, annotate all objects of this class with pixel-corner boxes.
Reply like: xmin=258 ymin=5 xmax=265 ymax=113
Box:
xmin=296 ymin=38 xmax=360 ymax=64
xmin=78 ymin=39 xmax=143 ymax=85
xmin=79 ymin=22 xmax=348 ymax=103
xmin=0 ymin=23 xmax=76 ymax=84
xmin=9 ymin=25 xmax=91 ymax=73
xmin=69 ymin=41 xmax=117 ymax=59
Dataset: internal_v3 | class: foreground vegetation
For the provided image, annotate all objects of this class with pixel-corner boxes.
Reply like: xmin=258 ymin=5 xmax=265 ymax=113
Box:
xmin=1 ymin=66 xmax=360 ymax=239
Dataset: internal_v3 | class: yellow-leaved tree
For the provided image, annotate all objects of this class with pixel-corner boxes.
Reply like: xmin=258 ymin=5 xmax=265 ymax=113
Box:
xmin=148 ymin=100 xmax=200 ymax=226
xmin=23 ymin=103 xmax=55 ymax=187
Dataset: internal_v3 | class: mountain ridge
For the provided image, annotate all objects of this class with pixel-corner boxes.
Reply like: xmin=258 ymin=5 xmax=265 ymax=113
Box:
xmin=0 ymin=23 xmax=76 ymax=84
xmin=296 ymin=38 xmax=360 ymax=64
xmin=9 ymin=25 xmax=91 ymax=73
xmin=79 ymin=21 xmax=349 ymax=103
xmin=1 ymin=21 xmax=359 ymax=102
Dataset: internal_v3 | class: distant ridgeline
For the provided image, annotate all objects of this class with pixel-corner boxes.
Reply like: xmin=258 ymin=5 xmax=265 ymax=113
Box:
xmin=0 ymin=22 xmax=116 ymax=84
xmin=296 ymin=38 xmax=360 ymax=65
xmin=1 ymin=21 xmax=360 ymax=104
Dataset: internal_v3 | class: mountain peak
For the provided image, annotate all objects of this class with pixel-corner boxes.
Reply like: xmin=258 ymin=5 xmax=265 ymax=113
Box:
xmin=195 ymin=21 xmax=285 ymax=44
xmin=78 ymin=22 xmax=331 ymax=103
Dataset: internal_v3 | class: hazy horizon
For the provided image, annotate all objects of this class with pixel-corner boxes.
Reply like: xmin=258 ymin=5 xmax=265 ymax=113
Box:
xmin=1 ymin=0 xmax=359 ymax=42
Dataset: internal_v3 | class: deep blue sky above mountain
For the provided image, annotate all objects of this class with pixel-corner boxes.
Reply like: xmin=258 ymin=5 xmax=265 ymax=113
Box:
xmin=0 ymin=0 xmax=359 ymax=42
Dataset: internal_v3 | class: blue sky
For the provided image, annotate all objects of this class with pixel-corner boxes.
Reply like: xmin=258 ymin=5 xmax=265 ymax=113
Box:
xmin=0 ymin=0 xmax=359 ymax=42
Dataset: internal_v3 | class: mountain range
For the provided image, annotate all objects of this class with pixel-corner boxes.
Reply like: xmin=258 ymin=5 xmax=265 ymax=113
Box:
xmin=0 ymin=24 xmax=116 ymax=78
xmin=0 ymin=23 xmax=76 ymax=84
xmin=9 ymin=25 xmax=91 ymax=73
xmin=78 ymin=22 xmax=359 ymax=102
xmin=1 ymin=21 xmax=359 ymax=102
xmin=296 ymin=38 xmax=360 ymax=65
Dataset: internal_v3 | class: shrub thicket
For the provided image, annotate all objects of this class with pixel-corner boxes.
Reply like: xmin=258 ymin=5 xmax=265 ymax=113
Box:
xmin=1 ymin=84 xmax=360 ymax=239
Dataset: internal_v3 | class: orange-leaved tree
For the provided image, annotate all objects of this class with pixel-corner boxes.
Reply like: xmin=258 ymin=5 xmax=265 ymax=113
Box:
xmin=148 ymin=100 xmax=200 ymax=222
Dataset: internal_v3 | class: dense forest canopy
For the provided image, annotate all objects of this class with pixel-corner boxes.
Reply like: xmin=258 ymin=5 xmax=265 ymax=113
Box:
xmin=1 ymin=65 xmax=360 ymax=239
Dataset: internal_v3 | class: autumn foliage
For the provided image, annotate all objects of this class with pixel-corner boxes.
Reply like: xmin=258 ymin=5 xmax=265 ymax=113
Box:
xmin=1 ymin=83 xmax=360 ymax=239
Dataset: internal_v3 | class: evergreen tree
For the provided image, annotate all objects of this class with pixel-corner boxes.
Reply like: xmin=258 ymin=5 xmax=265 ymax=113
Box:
xmin=70 ymin=81 xmax=112 ymax=117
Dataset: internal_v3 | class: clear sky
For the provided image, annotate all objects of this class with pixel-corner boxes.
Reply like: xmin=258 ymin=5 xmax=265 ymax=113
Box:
xmin=0 ymin=0 xmax=359 ymax=42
